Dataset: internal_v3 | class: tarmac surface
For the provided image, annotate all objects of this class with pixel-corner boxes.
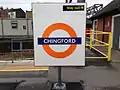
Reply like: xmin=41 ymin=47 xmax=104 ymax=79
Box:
xmin=0 ymin=62 xmax=120 ymax=90
xmin=48 ymin=62 xmax=120 ymax=90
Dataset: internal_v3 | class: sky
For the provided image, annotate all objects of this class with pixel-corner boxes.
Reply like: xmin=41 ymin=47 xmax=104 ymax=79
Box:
xmin=0 ymin=0 xmax=113 ymax=11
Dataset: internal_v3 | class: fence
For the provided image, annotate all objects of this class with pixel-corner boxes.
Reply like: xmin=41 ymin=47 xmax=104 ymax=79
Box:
xmin=0 ymin=49 xmax=34 ymax=62
xmin=86 ymin=30 xmax=112 ymax=62
xmin=0 ymin=50 xmax=34 ymax=62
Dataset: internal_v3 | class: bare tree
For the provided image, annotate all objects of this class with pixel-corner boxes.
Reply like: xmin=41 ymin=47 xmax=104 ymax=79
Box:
xmin=77 ymin=0 xmax=85 ymax=3
xmin=65 ymin=0 xmax=85 ymax=3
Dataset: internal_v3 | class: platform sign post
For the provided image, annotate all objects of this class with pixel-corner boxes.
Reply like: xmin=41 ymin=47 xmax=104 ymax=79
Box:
xmin=33 ymin=3 xmax=86 ymax=66
xmin=33 ymin=3 xmax=86 ymax=89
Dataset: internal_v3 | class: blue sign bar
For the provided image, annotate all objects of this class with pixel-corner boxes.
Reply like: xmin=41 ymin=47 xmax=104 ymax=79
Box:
xmin=38 ymin=37 xmax=82 ymax=45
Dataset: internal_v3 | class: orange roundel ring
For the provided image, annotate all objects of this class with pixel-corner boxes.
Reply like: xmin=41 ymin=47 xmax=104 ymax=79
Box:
xmin=42 ymin=23 xmax=77 ymax=58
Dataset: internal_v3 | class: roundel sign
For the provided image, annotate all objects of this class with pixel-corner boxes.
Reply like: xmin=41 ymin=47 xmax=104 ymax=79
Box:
xmin=38 ymin=23 xmax=81 ymax=58
xmin=33 ymin=3 xmax=86 ymax=66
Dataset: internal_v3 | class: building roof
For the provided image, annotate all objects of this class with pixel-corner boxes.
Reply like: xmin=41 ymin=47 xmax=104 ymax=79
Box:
xmin=8 ymin=8 xmax=24 ymax=12
xmin=91 ymin=0 xmax=120 ymax=19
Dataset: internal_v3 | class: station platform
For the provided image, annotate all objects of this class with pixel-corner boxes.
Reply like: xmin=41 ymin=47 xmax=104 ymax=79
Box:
xmin=0 ymin=47 xmax=120 ymax=72
xmin=0 ymin=60 xmax=48 ymax=72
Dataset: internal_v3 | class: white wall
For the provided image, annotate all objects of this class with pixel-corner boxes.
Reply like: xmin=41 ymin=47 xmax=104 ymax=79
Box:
xmin=28 ymin=19 xmax=33 ymax=35
xmin=17 ymin=19 xmax=28 ymax=35
xmin=2 ymin=19 xmax=30 ymax=36
xmin=3 ymin=19 xmax=18 ymax=35
xmin=0 ymin=18 xmax=33 ymax=36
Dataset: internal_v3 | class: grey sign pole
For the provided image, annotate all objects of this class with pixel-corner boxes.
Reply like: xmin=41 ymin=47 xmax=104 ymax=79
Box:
xmin=53 ymin=66 xmax=66 ymax=90
xmin=58 ymin=66 xmax=62 ymax=86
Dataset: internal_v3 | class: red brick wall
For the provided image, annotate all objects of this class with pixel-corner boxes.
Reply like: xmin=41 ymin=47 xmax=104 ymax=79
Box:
xmin=104 ymin=16 xmax=112 ymax=43
xmin=97 ymin=18 xmax=103 ymax=41
xmin=104 ymin=16 xmax=112 ymax=32
xmin=0 ymin=9 xmax=8 ymax=18
xmin=96 ymin=16 xmax=112 ymax=43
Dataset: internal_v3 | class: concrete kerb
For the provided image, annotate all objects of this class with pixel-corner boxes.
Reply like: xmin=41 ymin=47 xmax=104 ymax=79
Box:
xmin=0 ymin=60 xmax=33 ymax=63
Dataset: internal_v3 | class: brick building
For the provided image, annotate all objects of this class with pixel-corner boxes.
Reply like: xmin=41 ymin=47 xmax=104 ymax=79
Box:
xmin=0 ymin=7 xmax=8 ymax=18
xmin=91 ymin=0 xmax=120 ymax=50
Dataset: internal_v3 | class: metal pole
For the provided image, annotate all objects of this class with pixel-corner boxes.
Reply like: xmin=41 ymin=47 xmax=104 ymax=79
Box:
xmin=53 ymin=66 xmax=66 ymax=90
xmin=11 ymin=39 xmax=14 ymax=63
xmin=90 ymin=30 xmax=92 ymax=49
xmin=107 ymin=33 xmax=112 ymax=62
xmin=65 ymin=0 xmax=68 ymax=3
xmin=1 ymin=18 xmax=4 ymax=36
xmin=58 ymin=66 xmax=62 ymax=86
xmin=20 ymin=41 xmax=23 ymax=60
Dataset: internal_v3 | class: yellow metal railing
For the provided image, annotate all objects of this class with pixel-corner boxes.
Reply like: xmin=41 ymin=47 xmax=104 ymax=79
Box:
xmin=85 ymin=30 xmax=112 ymax=61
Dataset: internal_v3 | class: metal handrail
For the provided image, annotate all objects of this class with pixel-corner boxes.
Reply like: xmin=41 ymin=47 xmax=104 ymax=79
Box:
xmin=86 ymin=30 xmax=112 ymax=61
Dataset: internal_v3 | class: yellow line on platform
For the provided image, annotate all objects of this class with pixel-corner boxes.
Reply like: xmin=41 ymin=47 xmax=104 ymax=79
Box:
xmin=85 ymin=57 xmax=107 ymax=59
xmin=0 ymin=66 xmax=49 ymax=72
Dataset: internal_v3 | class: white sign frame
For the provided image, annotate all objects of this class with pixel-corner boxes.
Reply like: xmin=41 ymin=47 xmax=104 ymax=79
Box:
xmin=32 ymin=3 xmax=86 ymax=66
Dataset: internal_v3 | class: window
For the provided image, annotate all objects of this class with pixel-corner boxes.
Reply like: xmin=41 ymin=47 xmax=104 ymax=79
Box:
xmin=12 ymin=42 xmax=20 ymax=51
xmin=93 ymin=20 xmax=98 ymax=31
xmin=11 ymin=22 xmax=18 ymax=29
xmin=22 ymin=42 xmax=33 ymax=49
xmin=23 ymin=25 xmax=26 ymax=29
